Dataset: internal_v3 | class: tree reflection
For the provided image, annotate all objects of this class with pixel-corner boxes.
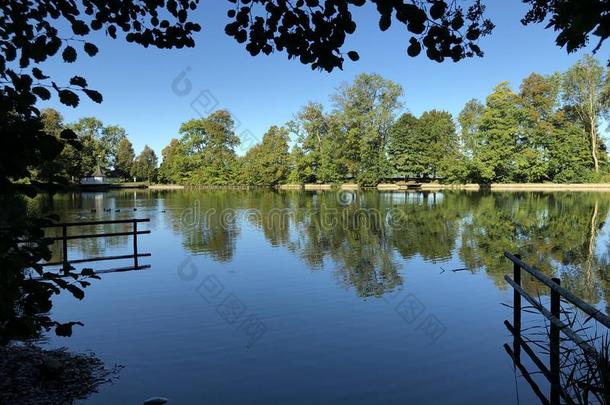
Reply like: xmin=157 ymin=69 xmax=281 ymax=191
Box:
xmin=163 ymin=190 xmax=240 ymax=262
xmin=39 ymin=189 xmax=610 ymax=305
xmin=459 ymin=192 xmax=610 ymax=306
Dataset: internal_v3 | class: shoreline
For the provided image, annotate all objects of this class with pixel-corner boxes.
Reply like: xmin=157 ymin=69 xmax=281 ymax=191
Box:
xmin=75 ymin=183 xmax=610 ymax=192
xmin=419 ymin=183 xmax=610 ymax=192
xmin=280 ymin=183 xmax=610 ymax=192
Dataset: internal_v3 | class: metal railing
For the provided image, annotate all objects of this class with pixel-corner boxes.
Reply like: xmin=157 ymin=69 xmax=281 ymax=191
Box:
xmin=504 ymin=251 xmax=610 ymax=404
xmin=41 ymin=218 xmax=151 ymax=272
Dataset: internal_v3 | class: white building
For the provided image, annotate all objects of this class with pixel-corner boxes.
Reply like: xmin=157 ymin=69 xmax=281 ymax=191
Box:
xmin=80 ymin=165 xmax=106 ymax=185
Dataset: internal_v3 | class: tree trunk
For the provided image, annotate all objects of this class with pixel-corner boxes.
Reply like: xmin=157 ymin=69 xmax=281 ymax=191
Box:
xmin=591 ymin=115 xmax=599 ymax=173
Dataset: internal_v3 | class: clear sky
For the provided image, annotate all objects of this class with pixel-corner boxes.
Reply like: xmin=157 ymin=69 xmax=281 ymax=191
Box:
xmin=39 ymin=0 xmax=609 ymax=157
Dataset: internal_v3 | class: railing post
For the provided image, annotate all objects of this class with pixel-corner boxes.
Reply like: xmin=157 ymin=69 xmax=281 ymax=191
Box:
xmin=550 ymin=277 xmax=561 ymax=405
xmin=513 ymin=254 xmax=522 ymax=362
xmin=62 ymin=224 xmax=69 ymax=273
xmin=133 ymin=220 xmax=138 ymax=268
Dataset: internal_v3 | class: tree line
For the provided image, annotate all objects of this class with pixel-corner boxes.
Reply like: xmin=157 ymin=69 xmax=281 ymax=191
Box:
xmin=158 ymin=55 xmax=610 ymax=186
xmin=39 ymin=110 xmax=158 ymax=183
xmin=42 ymin=55 xmax=610 ymax=187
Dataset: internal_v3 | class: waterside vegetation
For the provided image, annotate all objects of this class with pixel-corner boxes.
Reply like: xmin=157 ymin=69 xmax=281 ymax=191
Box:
xmin=39 ymin=56 xmax=610 ymax=189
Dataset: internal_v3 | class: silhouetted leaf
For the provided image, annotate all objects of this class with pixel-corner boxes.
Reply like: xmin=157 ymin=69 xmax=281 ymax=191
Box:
xmin=81 ymin=268 xmax=101 ymax=279
xmin=83 ymin=42 xmax=98 ymax=56
xmin=83 ymin=89 xmax=103 ymax=103
xmin=407 ymin=38 xmax=421 ymax=57
xmin=32 ymin=67 xmax=49 ymax=80
xmin=69 ymin=76 xmax=87 ymax=87
xmin=66 ymin=284 xmax=85 ymax=300
xmin=58 ymin=89 xmax=79 ymax=107
xmin=347 ymin=51 xmax=359 ymax=61
xmin=62 ymin=46 xmax=77 ymax=63
xmin=32 ymin=86 xmax=51 ymax=100
xmin=379 ymin=15 xmax=391 ymax=31
xmin=429 ymin=1 xmax=447 ymax=20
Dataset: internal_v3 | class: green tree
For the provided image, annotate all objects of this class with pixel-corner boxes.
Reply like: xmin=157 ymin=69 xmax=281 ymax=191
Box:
xmin=289 ymin=102 xmax=344 ymax=183
xmin=178 ymin=110 xmax=240 ymax=185
xmin=458 ymin=99 xmax=485 ymax=158
xmin=240 ymin=126 xmax=291 ymax=185
xmin=37 ymin=109 xmax=71 ymax=183
xmin=287 ymin=146 xmax=309 ymax=184
xmin=115 ymin=138 xmax=135 ymax=180
xmin=548 ymin=116 xmax=593 ymax=182
xmin=514 ymin=73 xmax=558 ymax=182
xmin=69 ymin=117 xmax=106 ymax=175
xmin=388 ymin=111 xmax=459 ymax=180
xmin=388 ymin=112 xmax=420 ymax=177
xmin=331 ymin=73 xmax=403 ymax=185
xmin=561 ymin=55 xmax=610 ymax=173
xmin=101 ymin=125 xmax=128 ymax=171
xmin=132 ymin=145 xmax=158 ymax=182
xmin=471 ymin=82 xmax=521 ymax=183
xmin=158 ymin=138 xmax=187 ymax=184
xmin=417 ymin=110 xmax=459 ymax=179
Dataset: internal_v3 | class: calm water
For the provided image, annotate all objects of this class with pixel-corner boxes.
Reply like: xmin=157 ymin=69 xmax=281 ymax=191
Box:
xmin=34 ymin=189 xmax=610 ymax=404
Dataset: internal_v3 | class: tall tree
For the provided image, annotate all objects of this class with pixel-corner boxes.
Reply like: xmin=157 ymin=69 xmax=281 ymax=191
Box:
xmin=287 ymin=146 xmax=310 ymax=184
xmin=159 ymin=138 xmax=187 ymax=184
xmin=458 ymin=99 xmax=485 ymax=157
xmin=561 ymin=55 xmax=610 ymax=173
xmin=416 ymin=110 xmax=459 ymax=179
xmin=36 ymin=109 xmax=73 ymax=183
xmin=69 ymin=117 xmax=106 ymax=175
xmin=388 ymin=111 xmax=459 ymax=180
xmin=132 ymin=145 xmax=158 ymax=182
xmin=388 ymin=112 xmax=420 ymax=177
xmin=471 ymin=82 xmax=521 ymax=183
xmin=240 ymin=126 xmax=291 ymax=185
xmin=514 ymin=73 xmax=559 ymax=182
xmin=101 ymin=125 xmax=128 ymax=170
xmin=332 ymin=73 xmax=403 ymax=185
xmin=115 ymin=138 xmax=135 ymax=180
xmin=289 ymin=102 xmax=345 ymax=183
xmin=178 ymin=110 xmax=240 ymax=184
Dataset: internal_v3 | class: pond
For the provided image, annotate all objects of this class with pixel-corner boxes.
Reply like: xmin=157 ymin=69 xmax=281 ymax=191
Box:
xmin=36 ymin=189 xmax=610 ymax=404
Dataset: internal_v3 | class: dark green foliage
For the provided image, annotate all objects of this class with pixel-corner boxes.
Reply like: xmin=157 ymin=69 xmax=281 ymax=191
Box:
xmin=115 ymin=138 xmax=135 ymax=180
xmin=522 ymin=0 xmax=610 ymax=54
xmin=471 ymin=82 xmax=522 ymax=183
xmin=157 ymin=59 xmax=610 ymax=186
xmin=240 ymin=126 xmax=291 ymax=185
xmin=225 ymin=0 xmax=493 ymax=71
xmin=331 ymin=73 xmax=403 ymax=185
xmin=0 ymin=195 xmax=98 ymax=343
xmin=175 ymin=110 xmax=240 ymax=185
xmin=388 ymin=110 xmax=458 ymax=180
xmin=158 ymin=139 xmax=186 ymax=184
xmin=101 ymin=125 xmax=128 ymax=171
xmin=132 ymin=145 xmax=158 ymax=182
xmin=454 ymin=59 xmax=609 ymax=184
xmin=288 ymin=102 xmax=346 ymax=184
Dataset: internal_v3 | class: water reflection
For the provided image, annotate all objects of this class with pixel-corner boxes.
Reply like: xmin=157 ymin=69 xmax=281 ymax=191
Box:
xmin=42 ymin=190 xmax=610 ymax=306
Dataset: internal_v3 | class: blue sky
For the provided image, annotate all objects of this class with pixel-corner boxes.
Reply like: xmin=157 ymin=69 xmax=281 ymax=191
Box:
xmin=40 ymin=1 xmax=609 ymax=157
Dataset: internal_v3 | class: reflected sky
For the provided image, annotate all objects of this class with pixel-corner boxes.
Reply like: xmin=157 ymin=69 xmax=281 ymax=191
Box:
xmin=33 ymin=189 xmax=610 ymax=404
